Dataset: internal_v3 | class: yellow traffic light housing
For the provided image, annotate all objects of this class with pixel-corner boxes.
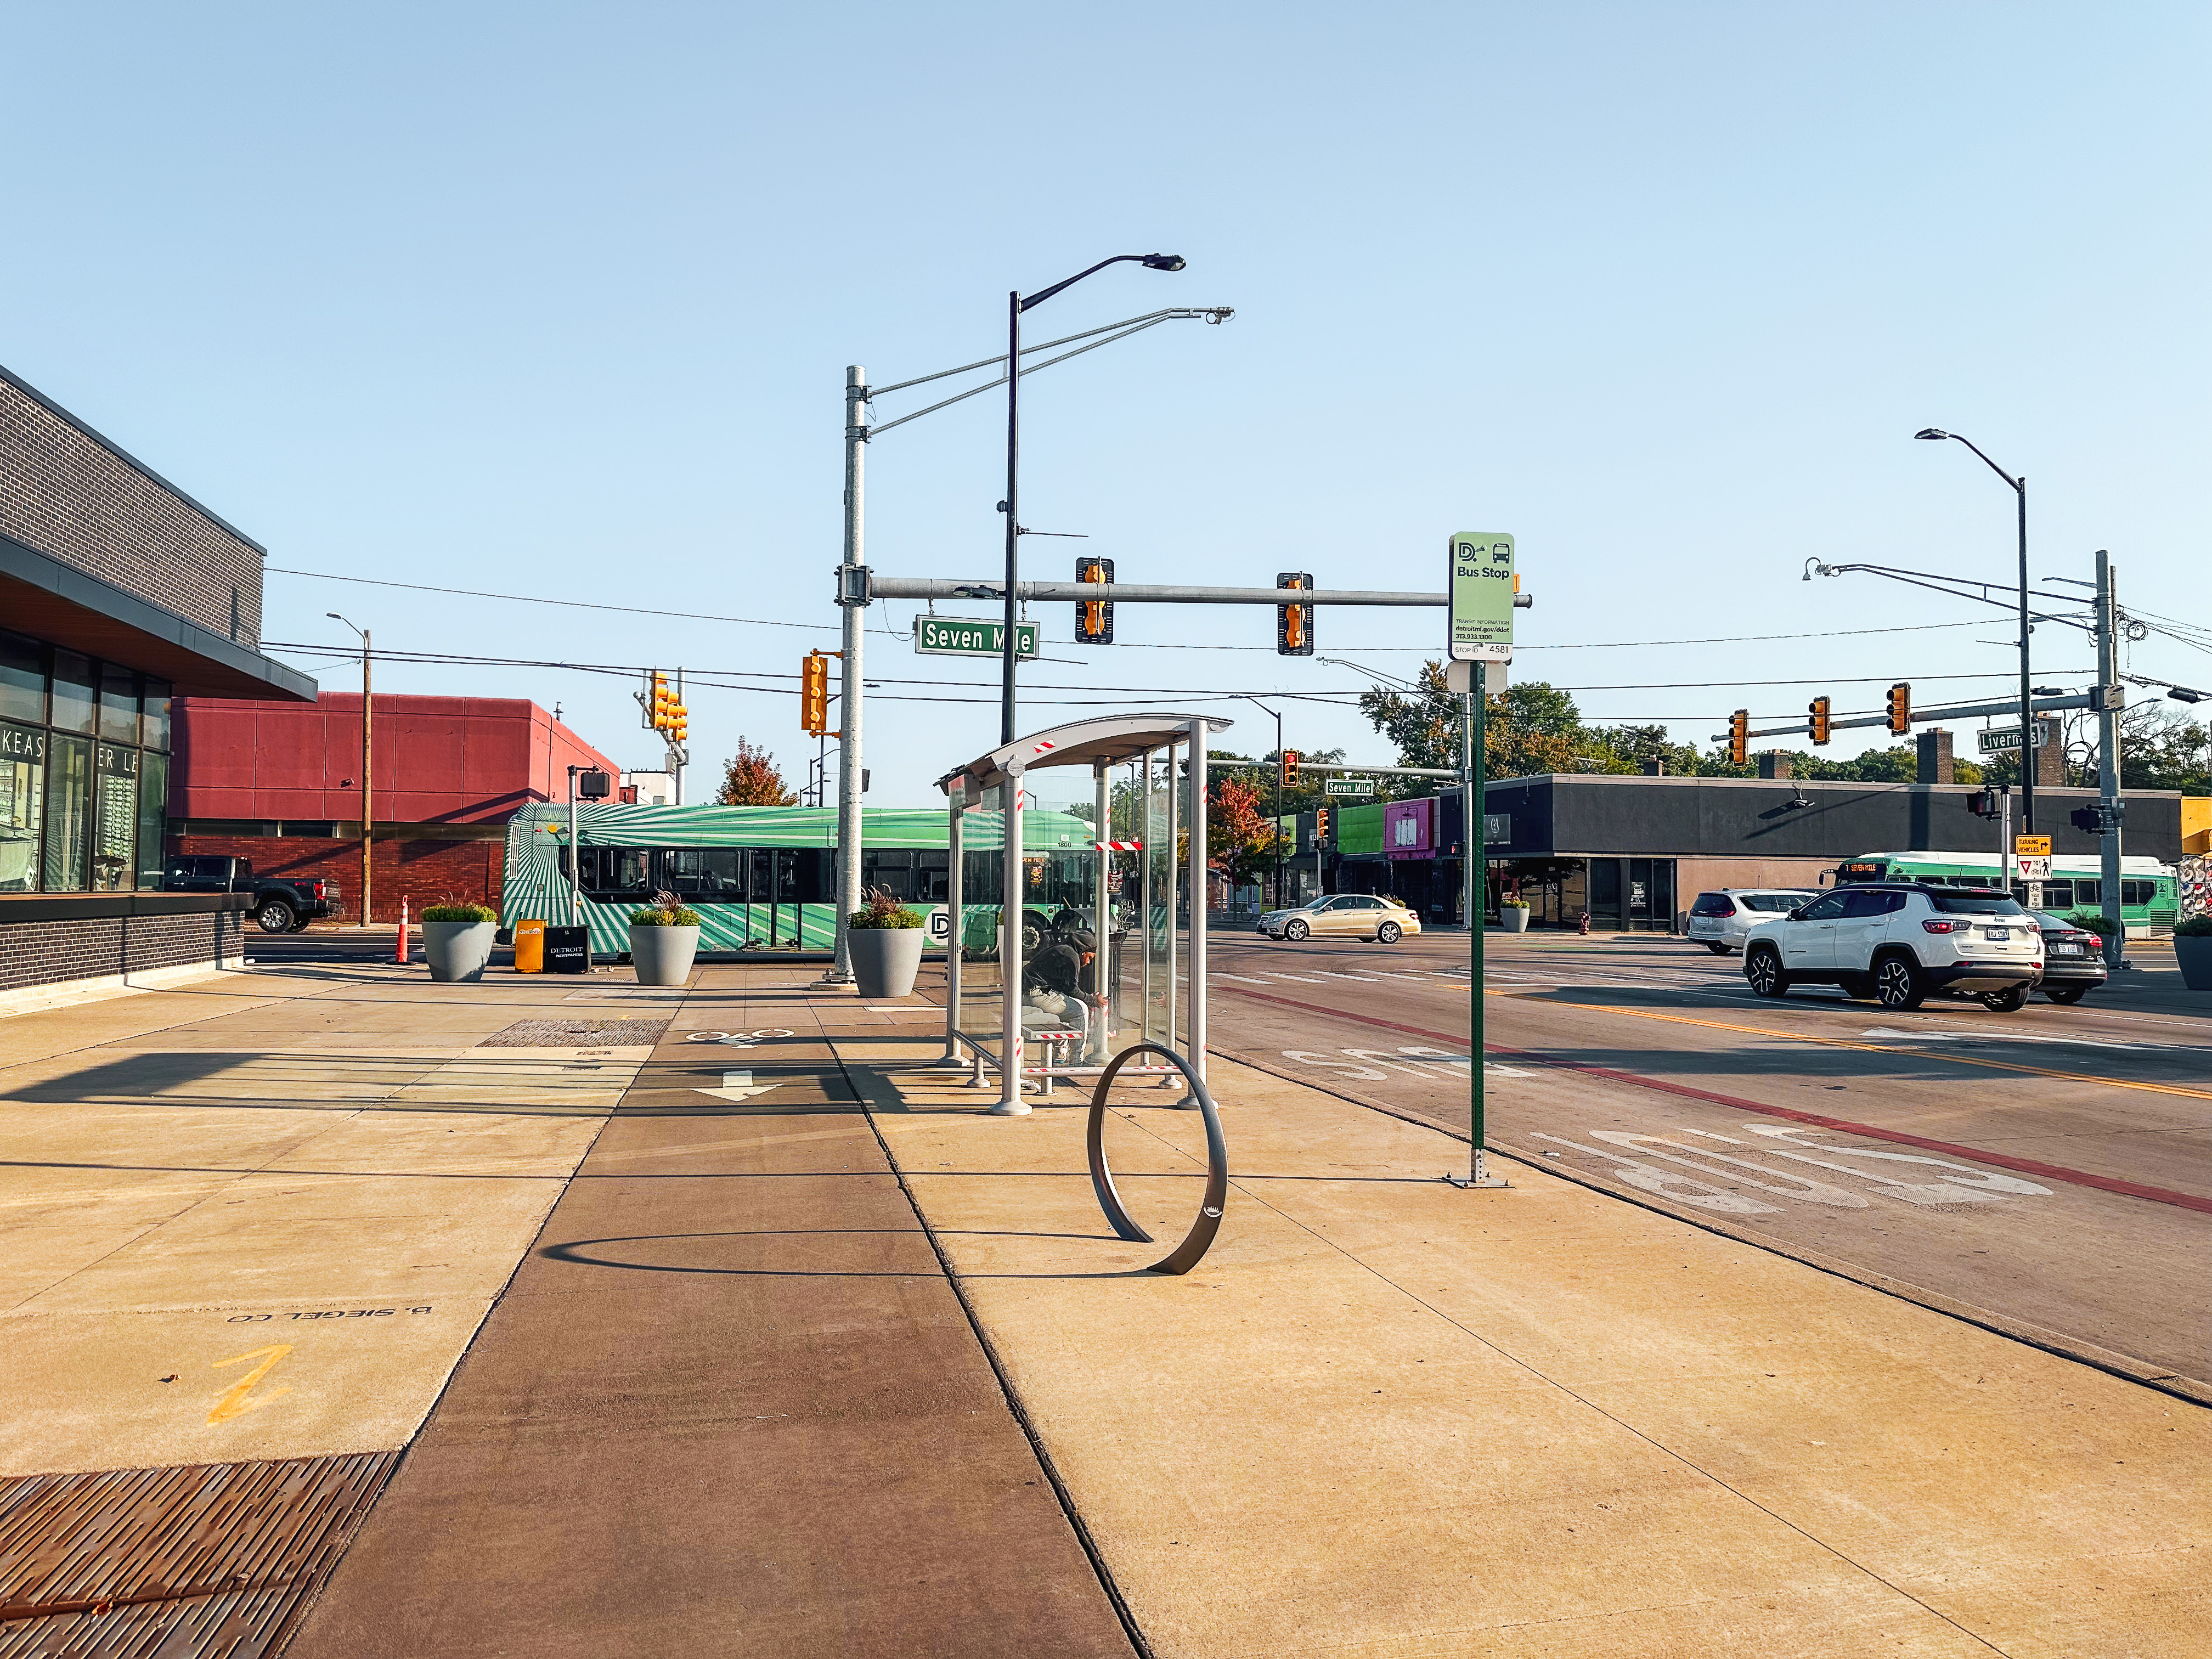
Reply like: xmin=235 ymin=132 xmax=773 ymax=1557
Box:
xmin=1277 ymin=572 xmax=1314 ymax=656
xmin=800 ymin=652 xmax=830 ymax=736
xmin=1282 ymin=749 xmax=1301 ymax=788
xmin=1075 ymin=556 xmax=1114 ymax=644
xmin=1808 ymin=695 xmax=1832 ymax=746
xmin=1886 ymin=682 xmax=1911 ymax=736
xmin=1728 ymin=709 xmax=1750 ymax=768
xmin=1314 ymin=805 xmax=1331 ymax=842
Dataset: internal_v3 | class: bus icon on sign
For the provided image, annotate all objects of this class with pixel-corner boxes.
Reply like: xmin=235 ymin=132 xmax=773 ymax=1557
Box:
xmin=1491 ymin=543 xmax=1510 ymax=565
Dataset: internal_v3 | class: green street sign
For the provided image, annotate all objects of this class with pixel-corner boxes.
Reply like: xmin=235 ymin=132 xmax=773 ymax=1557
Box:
xmin=1324 ymin=777 xmax=1375 ymax=797
xmin=914 ymin=616 xmax=1040 ymax=660
xmin=1448 ymin=530 xmax=1516 ymax=662
xmin=1976 ymin=725 xmax=2049 ymax=754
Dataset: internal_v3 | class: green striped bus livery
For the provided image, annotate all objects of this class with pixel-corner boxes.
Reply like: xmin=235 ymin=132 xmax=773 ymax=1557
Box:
xmin=1833 ymin=850 xmax=2179 ymax=934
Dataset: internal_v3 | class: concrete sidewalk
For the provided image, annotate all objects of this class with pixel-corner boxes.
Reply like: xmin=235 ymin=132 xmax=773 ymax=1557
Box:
xmin=1 ymin=958 xmax=2204 ymax=1656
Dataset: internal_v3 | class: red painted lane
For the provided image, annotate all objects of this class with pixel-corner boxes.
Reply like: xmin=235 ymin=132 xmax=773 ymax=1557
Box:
xmin=1217 ymin=983 xmax=2212 ymax=1218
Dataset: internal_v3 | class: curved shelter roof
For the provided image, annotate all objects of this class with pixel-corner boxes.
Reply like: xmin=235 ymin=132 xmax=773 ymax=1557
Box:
xmin=936 ymin=713 xmax=1234 ymax=797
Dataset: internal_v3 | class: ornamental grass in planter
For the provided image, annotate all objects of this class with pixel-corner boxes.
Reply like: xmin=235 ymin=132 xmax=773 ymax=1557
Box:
xmin=1499 ymin=898 xmax=1532 ymax=933
xmin=628 ymin=893 xmax=702 ymax=986
xmin=847 ymin=886 xmax=926 ymax=998
xmin=421 ymin=902 xmax=498 ymax=983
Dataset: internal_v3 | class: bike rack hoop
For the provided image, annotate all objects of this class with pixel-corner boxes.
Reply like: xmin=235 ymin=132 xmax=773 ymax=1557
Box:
xmin=1087 ymin=1041 xmax=1228 ymax=1276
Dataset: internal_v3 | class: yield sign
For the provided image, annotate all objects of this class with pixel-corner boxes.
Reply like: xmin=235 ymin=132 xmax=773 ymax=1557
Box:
xmin=694 ymin=1070 xmax=783 ymax=1103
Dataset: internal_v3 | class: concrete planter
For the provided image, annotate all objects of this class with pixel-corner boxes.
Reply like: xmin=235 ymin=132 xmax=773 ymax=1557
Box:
xmin=630 ymin=924 xmax=699 ymax=988
xmin=1498 ymin=906 xmax=1531 ymax=933
xmin=849 ymin=926 xmax=925 ymax=998
xmin=422 ymin=920 xmax=496 ymax=983
xmin=2176 ymin=935 xmax=2212 ymax=991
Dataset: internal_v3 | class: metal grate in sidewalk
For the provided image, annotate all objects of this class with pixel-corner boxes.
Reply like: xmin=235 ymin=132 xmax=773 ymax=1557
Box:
xmin=0 ymin=1452 xmax=397 ymax=1657
xmin=477 ymin=1018 xmax=670 ymax=1048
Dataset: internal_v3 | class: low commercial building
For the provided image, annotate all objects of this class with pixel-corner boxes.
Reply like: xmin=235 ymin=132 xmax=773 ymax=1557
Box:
xmin=170 ymin=693 xmax=619 ymax=921
xmin=1 ymin=364 xmax=314 ymax=1000
xmin=1306 ymin=772 xmax=2197 ymax=930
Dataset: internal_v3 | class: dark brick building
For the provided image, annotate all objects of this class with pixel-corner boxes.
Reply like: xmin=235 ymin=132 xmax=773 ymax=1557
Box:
xmin=1 ymin=363 xmax=313 ymax=1001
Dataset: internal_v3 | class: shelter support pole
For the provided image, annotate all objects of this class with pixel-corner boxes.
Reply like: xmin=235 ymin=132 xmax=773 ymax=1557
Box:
xmin=1164 ymin=738 xmax=1178 ymax=1057
xmin=1139 ymin=750 xmax=1154 ymax=1047
xmin=1093 ymin=759 xmax=1110 ymax=1056
xmin=943 ymin=786 xmax=966 ymax=1063
xmin=991 ymin=774 xmax=1028 ymax=1114
xmin=1186 ymin=718 xmax=1209 ymax=1091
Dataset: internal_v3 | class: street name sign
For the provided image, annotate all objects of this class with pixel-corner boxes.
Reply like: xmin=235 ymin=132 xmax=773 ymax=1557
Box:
xmin=1325 ymin=777 xmax=1375 ymax=796
xmin=1977 ymin=725 xmax=2049 ymax=753
xmin=1448 ymin=531 xmax=1516 ymax=662
xmin=914 ymin=616 xmax=1040 ymax=660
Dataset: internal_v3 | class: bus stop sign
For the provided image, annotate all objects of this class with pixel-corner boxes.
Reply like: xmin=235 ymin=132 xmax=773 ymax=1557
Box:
xmin=1448 ymin=531 xmax=1516 ymax=662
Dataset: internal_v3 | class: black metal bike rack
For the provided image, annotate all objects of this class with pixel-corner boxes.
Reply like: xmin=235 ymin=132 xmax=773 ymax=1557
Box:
xmin=1086 ymin=1042 xmax=1228 ymax=1276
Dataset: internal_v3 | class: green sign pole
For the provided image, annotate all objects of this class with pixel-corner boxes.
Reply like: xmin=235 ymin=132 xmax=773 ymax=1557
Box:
xmin=1448 ymin=530 xmax=1510 ymax=1190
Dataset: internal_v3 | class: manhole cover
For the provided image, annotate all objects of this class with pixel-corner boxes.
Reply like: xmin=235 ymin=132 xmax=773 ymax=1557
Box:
xmin=479 ymin=1019 xmax=670 ymax=1048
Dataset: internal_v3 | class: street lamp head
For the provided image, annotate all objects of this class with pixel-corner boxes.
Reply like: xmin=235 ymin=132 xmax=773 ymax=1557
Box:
xmin=1801 ymin=558 xmax=1838 ymax=582
xmin=1914 ymin=428 xmax=1950 ymax=441
xmin=1140 ymin=253 xmax=1186 ymax=272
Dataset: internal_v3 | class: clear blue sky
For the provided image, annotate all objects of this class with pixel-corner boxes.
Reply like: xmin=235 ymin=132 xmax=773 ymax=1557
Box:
xmin=8 ymin=3 xmax=2207 ymax=802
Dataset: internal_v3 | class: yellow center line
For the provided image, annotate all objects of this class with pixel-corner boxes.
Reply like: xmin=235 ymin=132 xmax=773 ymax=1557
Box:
xmin=1489 ymin=988 xmax=2212 ymax=1103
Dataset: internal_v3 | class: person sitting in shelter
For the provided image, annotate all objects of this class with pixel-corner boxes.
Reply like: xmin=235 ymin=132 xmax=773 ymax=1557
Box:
xmin=1023 ymin=928 xmax=1108 ymax=1056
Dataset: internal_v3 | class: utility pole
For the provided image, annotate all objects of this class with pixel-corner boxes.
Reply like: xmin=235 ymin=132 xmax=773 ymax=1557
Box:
xmin=827 ymin=365 xmax=870 ymax=983
xmin=360 ymin=629 xmax=372 ymax=927
xmin=2095 ymin=550 xmax=2126 ymax=967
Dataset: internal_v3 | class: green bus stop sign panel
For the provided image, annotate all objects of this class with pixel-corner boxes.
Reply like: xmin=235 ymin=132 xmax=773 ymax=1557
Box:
xmin=1448 ymin=531 xmax=1515 ymax=662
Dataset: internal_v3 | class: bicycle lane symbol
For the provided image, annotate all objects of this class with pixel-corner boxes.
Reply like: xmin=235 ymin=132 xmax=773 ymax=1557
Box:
xmin=684 ymin=1029 xmax=795 ymax=1048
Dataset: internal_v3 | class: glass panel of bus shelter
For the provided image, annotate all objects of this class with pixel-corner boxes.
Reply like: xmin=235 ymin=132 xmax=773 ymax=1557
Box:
xmin=1138 ymin=751 xmax=1183 ymax=1053
xmin=1006 ymin=775 xmax=1138 ymax=1077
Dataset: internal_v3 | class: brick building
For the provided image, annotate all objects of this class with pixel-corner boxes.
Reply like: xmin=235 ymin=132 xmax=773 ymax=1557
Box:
xmin=170 ymin=694 xmax=619 ymax=921
xmin=2 ymin=363 xmax=314 ymax=1000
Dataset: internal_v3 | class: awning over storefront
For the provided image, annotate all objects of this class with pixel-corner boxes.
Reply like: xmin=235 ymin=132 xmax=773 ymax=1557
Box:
xmin=0 ymin=534 xmax=314 ymax=702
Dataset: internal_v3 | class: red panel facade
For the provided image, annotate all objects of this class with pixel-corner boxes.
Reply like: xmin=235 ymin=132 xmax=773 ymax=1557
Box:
xmin=173 ymin=695 xmax=621 ymax=826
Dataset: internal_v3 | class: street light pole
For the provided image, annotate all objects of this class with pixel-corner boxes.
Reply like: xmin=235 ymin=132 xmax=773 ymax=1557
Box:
xmin=1001 ymin=253 xmax=1185 ymax=744
xmin=1917 ymin=428 xmax=2034 ymax=831
xmin=1235 ymin=695 xmax=1284 ymax=908
xmin=329 ymin=613 xmax=371 ymax=926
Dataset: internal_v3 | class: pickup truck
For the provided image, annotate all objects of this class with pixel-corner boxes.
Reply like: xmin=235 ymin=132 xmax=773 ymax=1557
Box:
xmin=160 ymin=855 xmax=340 ymax=934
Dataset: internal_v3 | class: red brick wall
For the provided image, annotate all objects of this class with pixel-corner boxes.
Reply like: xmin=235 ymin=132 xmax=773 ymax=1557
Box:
xmin=174 ymin=834 xmax=506 ymax=923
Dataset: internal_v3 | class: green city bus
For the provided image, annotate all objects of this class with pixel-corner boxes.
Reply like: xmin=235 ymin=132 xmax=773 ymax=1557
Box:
xmin=1833 ymin=850 xmax=2179 ymax=934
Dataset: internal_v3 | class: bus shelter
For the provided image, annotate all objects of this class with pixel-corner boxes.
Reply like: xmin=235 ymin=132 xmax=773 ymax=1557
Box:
xmin=936 ymin=713 xmax=1226 ymax=1114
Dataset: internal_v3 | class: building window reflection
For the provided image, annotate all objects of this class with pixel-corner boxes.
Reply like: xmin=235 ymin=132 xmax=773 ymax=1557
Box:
xmin=43 ymin=734 xmax=92 ymax=891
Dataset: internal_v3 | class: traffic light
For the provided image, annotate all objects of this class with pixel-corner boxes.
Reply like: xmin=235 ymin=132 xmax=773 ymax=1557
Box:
xmin=1277 ymin=572 xmax=1314 ymax=656
xmin=1314 ymin=805 xmax=1331 ymax=844
xmin=1807 ymin=695 xmax=1832 ymax=746
xmin=1886 ymin=682 xmax=1911 ymax=736
xmin=648 ymin=671 xmax=674 ymax=731
xmin=1282 ymin=749 xmax=1301 ymax=788
xmin=1075 ymin=556 xmax=1114 ymax=644
xmin=1965 ymin=790 xmax=2000 ymax=819
xmin=1728 ymin=709 xmax=1750 ymax=768
xmin=800 ymin=651 xmax=831 ymax=736
xmin=670 ymin=697 xmax=688 ymax=744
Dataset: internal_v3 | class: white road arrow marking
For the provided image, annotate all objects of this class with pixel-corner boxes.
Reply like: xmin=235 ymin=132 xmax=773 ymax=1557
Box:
xmin=694 ymin=1069 xmax=784 ymax=1103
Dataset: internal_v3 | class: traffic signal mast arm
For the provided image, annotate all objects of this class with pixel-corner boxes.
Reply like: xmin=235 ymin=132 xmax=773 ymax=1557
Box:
xmin=1709 ymin=684 xmax=2121 ymax=744
xmin=1206 ymin=757 xmax=1462 ymax=778
xmin=866 ymin=575 xmax=1516 ymax=608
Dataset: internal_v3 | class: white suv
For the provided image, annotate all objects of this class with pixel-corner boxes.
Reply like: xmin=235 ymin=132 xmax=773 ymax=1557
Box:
xmin=1686 ymin=888 xmax=1819 ymax=954
xmin=1741 ymin=884 xmax=2044 ymax=1012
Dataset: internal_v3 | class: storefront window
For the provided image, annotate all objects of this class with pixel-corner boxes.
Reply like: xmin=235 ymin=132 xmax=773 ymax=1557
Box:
xmin=51 ymin=651 xmax=96 ymax=736
xmin=0 ymin=632 xmax=43 ymax=725
xmin=98 ymin=665 xmax=139 ymax=744
xmin=141 ymin=678 xmax=172 ymax=751
xmin=42 ymin=734 xmax=92 ymax=890
xmin=0 ymin=719 xmax=43 ymax=892
xmin=93 ymin=742 xmax=139 ymax=890
xmin=137 ymin=752 xmax=168 ymax=890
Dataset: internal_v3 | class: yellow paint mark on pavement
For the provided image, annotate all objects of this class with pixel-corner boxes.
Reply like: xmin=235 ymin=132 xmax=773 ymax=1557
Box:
xmin=208 ymin=1343 xmax=295 ymax=1424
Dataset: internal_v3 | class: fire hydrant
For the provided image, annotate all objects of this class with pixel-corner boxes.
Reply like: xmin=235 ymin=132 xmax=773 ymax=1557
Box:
xmin=1577 ymin=910 xmax=1592 ymax=936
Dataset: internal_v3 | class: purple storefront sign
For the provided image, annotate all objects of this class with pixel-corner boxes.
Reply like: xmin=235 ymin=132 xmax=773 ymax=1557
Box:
xmin=1385 ymin=798 xmax=1432 ymax=861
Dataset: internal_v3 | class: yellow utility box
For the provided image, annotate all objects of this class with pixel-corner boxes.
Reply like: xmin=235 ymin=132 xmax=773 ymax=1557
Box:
xmin=513 ymin=918 xmax=548 ymax=973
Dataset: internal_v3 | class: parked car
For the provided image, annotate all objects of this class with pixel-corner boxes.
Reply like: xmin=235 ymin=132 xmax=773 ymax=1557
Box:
xmin=1741 ymin=883 xmax=2042 ymax=1011
xmin=1685 ymin=888 xmax=1820 ymax=954
xmin=1257 ymin=893 xmax=1421 ymax=943
xmin=2028 ymin=911 xmax=2109 ymax=1005
xmin=161 ymin=855 xmax=338 ymax=934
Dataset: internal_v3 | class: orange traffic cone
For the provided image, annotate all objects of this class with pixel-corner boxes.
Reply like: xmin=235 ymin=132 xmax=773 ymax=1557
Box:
xmin=395 ymin=896 xmax=410 ymax=963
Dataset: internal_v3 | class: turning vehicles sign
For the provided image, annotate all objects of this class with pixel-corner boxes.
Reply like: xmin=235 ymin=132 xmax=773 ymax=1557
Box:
xmin=1448 ymin=531 xmax=1516 ymax=662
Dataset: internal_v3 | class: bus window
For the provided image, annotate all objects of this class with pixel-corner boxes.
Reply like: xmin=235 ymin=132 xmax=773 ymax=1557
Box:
xmin=862 ymin=848 xmax=917 ymax=902
xmin=2121 ymin=879 xmax=2157 ymax=907
xmin=915 ymin=848 xmax=949 ymax=903
xmin=962 ymin=848 xmax=1003 ymax=905
xmin=580 ymin=846 xmax=653 ymax=899
xmin=664 ymin=847 xmax=742 ymax=900
xmin=2040 ymin=879 xmax=2074 ymax=910
xmin=777 ymin=848 xmax=833 ymax=903
xmin=2073 ymin=879 xmax=2100 ymax=906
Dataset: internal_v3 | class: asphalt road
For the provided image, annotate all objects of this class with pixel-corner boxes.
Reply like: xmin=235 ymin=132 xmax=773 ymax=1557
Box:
xmin=1201 ymin=928 xmax=2211 ymax=1395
